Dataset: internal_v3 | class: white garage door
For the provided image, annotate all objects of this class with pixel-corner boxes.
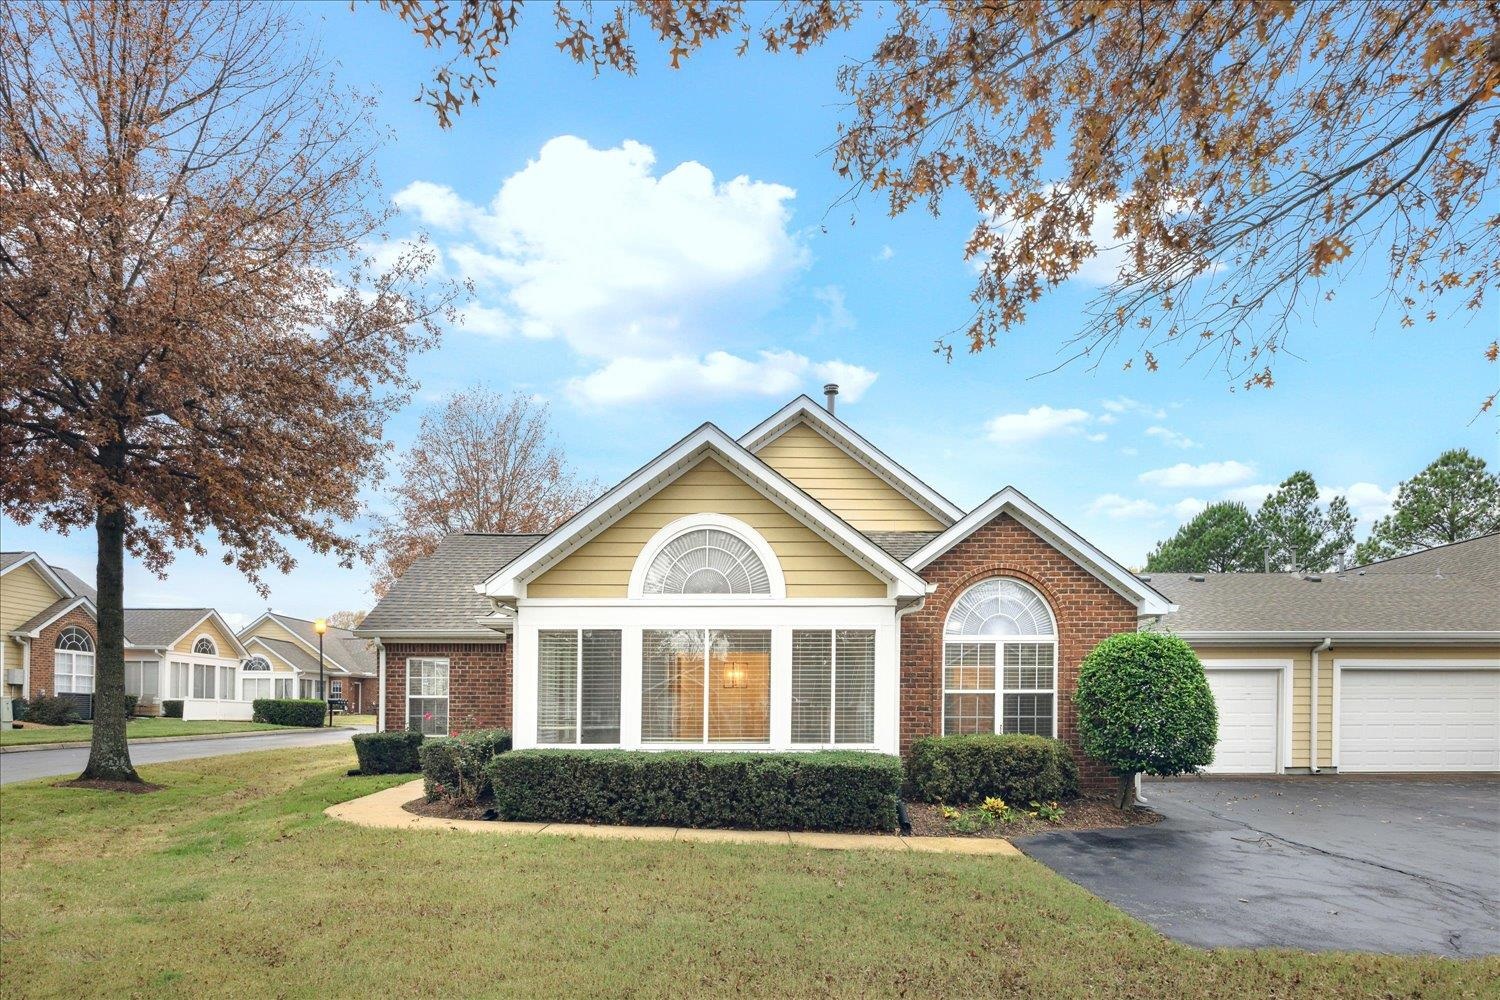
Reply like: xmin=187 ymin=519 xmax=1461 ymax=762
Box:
xmin=1340 ymin=669 xmax=1500 ymax=773
xmin=1204 ymin=669 xmax=1280 ymax=773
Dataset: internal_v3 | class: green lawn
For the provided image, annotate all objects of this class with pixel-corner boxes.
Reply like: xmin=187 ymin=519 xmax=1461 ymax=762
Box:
xmin=0 ymin=747 xmax=1491 ymax=999
xmin=331 ymin=713 xmax=375 ymax=728
xmin=0 ymin=718 xmax=301 ymax=747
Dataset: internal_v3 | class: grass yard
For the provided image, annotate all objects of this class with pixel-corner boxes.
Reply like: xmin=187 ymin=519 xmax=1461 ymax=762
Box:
xmin=0 ymin=718 xmax=301 ymax=747
xmin=331 ymin=713 xmax=375 ymax=727
xmin=0 ymin=747 xmax=1492 ymax=999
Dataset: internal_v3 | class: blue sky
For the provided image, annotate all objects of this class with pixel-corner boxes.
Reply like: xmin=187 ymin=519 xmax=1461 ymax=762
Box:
xmin=3 ymin=7 xmax=1495 ymax=629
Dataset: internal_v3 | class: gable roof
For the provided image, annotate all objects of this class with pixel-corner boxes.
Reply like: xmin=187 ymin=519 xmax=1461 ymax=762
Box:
xmin=11 ymin=596 xmax=94 ymax=638
xmin=246 ymin=635 xmax=348 ymax=674
xmin=240 ymin=612 xmax=377 ymax=675
xmin=359 ymin=533 xmax=546 ymax=637
xmin=121 ymin=608 xmax=248 ymax=656
xmin=478 ymin=423 xmax=931 ymax=601
xmin=905 ymin=487 xmax=1177 ymax=617
xmin=739 ymin=396 xmax=963 ymax=526
xmin=1355 ymin=532 xmax=1499 ymax=586
xmin=0 ymin=551 xmax=90 ymax=603
xmin=865 ymin=530 xmax=944 ymax=561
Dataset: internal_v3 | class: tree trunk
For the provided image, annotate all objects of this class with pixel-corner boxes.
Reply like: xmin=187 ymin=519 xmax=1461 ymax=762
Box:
xmin=79 ymin=505 xmax=142 ymax=784
xmin=1116 ymin=772 xmax=1137 ymax=811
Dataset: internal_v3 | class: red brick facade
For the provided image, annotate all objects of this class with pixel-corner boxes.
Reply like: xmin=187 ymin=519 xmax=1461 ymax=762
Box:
xmin=28 ymin=607 xmax=98 ymax=698
xmin=381 ymin=641 xmax=511 ymax=733
xmin=900 ymin=512 xmax=1139 ymax=792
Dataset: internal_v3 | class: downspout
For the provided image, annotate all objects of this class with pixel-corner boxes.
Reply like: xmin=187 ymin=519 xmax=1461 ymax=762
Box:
xmin=374 ymin=639 xmax=386 ymax=733
xmin=19 ymin=637 xmax=31 ymax=700
xmin=892 ymin=593 xmax=930 ymax=836
xmin=1309 ymin=638 xmax=1332 ymax=773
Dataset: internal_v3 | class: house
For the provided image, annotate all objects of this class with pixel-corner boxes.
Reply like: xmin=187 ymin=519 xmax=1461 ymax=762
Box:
xmin=358 ymin=393 xmax=1500 ymax=780
xmin=237 ymin=613 xmax=378 ymax=713
xmin=1146 ymin=532 xmax=1499 ymax=774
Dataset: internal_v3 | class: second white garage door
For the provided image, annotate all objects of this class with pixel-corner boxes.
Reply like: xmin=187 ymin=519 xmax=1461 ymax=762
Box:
xmin=1204 ymin=668 xmax=1281 ymax=774
xmin=1338 ymin=668 xmax=1500 ymax=772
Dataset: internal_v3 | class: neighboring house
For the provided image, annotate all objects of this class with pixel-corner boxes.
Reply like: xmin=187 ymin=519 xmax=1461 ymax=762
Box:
xmin=237 ymin=613 xmax=378 ymax=713
xmin=2 ymin=551 xmax=252 ymax=720
xmin=358 ymin=392 xmax=1177 ymax=791
xmin=1146 ymin=533 xmax=1499 ymax=775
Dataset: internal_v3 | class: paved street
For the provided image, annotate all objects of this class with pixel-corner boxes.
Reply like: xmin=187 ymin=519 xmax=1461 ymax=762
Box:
xmin=0 ymin=725 xmax=371 ymax=785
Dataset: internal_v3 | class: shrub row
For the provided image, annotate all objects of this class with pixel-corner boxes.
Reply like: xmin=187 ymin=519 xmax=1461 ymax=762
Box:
xmin=488 ymin=750 xmax=903 ymax=832
xmin=21 ymin=695 xmax=80 ymax=726
xmin=352 ymin=731 xmax=424 ymax=774
xmin=905 ymin=733 xmax=1078 ymax=805
xmin=420 ymin=729 xmax=512 ymax=805
xmin=161 ymin=699 xmax=184 ymax=719
xmin=251 ymin=698 xmax=325 ymax=727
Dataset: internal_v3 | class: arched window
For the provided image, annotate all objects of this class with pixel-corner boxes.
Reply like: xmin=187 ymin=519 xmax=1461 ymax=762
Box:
xmin=942 ymin=578 xmax=1057 ymax=738
xmin=243 ymin=656 xmax=271 ymax=672
xmin=642 ymin=528 xmax=772 ymax=596
xmin=54 ymin=626 xmax=95 ymax=695
xmin=193 ymin=636 xmax=218 ymax=656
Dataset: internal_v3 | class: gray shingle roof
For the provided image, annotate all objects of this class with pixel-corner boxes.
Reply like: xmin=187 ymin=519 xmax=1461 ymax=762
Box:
xmin=864 ymin=530 xmax=943 ymax=561
xmin=1356 ymin=533 xmax=1499 ymax=586
xmin=13 ymin=597 xmax=85 ymax=635
xmin=261 ymin=613 xmax=376 ymax=675
xmin=359 ymin=533 xmax=546 ymax=635
xmin=249 ymin=635 xmax=344 ymax=674
xmin=121 ymin=608 xmax=213 ymax=648
xmin=0 ymin=552 xmax=26 ymax=571
xmin=0 ymin=552 xmax=96 ymax=601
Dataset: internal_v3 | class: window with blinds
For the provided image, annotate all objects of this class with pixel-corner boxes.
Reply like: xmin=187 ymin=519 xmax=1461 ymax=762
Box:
xmin=406 ymin=657 xmax=449 ymax=735
xmin=791 ymin=629 xmax=876 ymax=744
xmin=538 ymin=630 xmax=622 ymax=745
xmin=642 ymin=629 xmax=770 ymax=743
xmin=941 ymin=640 xmax=1056 ymax=737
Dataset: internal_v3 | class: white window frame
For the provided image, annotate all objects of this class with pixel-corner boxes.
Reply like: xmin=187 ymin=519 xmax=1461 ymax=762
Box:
xmin=329 ymin=679 xmax=343 ymax=700
xmin=406 ymin=657 xmax=450 ymax=736
xmin=939 ymin=578 xmax=1060 ymax=739
xmin=537 ymin=629 xmax=623 ymax=746
xmin=192 ymin=635 xmax=219 ymax=656
xmin=627 ymin=514 xmax=787 ymax=601
xmin=53 ymin=627 xmax=96 ymax=695
xmin=790 ymin=628 xmax=877 ymax=746
xmin=641 ymin=626 xmax=774 ymax=747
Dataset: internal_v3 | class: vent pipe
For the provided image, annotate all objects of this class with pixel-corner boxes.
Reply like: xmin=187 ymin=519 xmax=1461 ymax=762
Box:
xmin=823 ymin=383 xmax=839 ymax=414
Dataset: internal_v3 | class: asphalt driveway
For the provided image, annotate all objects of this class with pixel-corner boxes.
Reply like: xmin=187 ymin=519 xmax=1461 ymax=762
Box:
xmin=1015 ymin=777 xmax=1500 ymax=956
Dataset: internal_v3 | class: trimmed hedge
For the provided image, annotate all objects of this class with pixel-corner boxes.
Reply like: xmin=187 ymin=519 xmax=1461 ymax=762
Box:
xmin=905 ymin=733 xmax=1080 ymax=805
xmin=22 ymin=695 xmax=80 ymax=726
xmin=352 ymin=731 xmax=425 ymax=775
xmin=251 ymin=698 xmax=325 ymax=727
xmin=420 ymin=729 xmax=512 ymax=805
xmin=488 ymin=750 xmax=902 ymax=832
xmin=161 ymin=699 xmax=184 ymax=719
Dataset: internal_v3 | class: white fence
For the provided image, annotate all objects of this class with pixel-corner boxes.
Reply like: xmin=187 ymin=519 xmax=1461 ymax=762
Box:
xmin=181 ymin=698 xmax=255 ymax=722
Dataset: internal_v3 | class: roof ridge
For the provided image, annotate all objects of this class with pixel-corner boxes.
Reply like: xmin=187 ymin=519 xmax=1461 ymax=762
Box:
xmin=1354 ymin=531 xmax=1500 ymax=570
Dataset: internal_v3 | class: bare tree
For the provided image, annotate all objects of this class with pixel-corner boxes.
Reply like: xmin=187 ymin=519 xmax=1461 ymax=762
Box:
xmin=380 ymin=0 xmax=1499 ymax=408
xmin=0 ymin=1 xmax=452 ymax=786
xmin=326 ymin=610 xmax=368 ymax=631
xmin=373 ymin=388 xmax=596 ymax=596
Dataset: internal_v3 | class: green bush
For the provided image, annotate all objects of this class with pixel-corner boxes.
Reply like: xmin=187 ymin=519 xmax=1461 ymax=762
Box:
xmin=488 ymin=750 xmax=902 ymax=832
xmin=420 ymin=729 xmax=512 ymax=805
xmin=352 ymin=731 xmax=425 ymax=775
xmin=123 ymin=695 xmax=139 ymax=718
xmin=1076 ymin=631 xmax=1217 ymax=805
xmin=905 ymin=733 xmax=1079 ymax=805
xmin=23 ymin=694 xmax=80 ymax=726
xmin=161 ymin=699 xmax=184 ymax=719
xmin=251 ymin=698 xmax=325 ymax=727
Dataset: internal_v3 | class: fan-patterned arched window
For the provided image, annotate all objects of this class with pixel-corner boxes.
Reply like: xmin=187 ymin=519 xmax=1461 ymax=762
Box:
xmin=942 ymin=578 xmax=1057 ymax=738
xmin=643 ymin=528 xmax=771 ymax=596
xmin=193 ymin=636 xmax=218 ymax=656
xmin=54 ymin=626 xmax=95 ymax=695
xmin=243 ymin=656 xmax=271 ymax=672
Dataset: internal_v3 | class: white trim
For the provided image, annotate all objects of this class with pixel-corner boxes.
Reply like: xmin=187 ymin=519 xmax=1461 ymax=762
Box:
xmin=1331 ymin=657 xmax=1500 ymax=770
xmin=238 ymin=612 xmax=352 ymax=672
xmin=404 ymin=655 xmax=451 ymax=736
xmin=157 ymin=609 xmax=250 ymax=659
xmin=376 ymin=640 xmax=387 ymax=732
xmin=906 ymin=487 xmax=1177 ymax=616
xmin=738 ymin=395 xmax=964 ymax=525
xmin=0 ymin=553 xmax=80 ymax=600
xmin=241 ymin=635 xmax=348 ymax=673
xmin=523 ymin=597 xmax=895 ymax=608
xmin=1200 ymin=657 xmax=1295 ymax=774
xmin=627 ymin=514 xmax=787 ymax=600
xmin=8 ymin=595 xmax=96 ymax=638
xmin=1173 ymin=630 xmax=1500 ymax=644
xmin=478 ymin=423 xmax=928 ymax=601
xmin=354 ymin=629 xmax=509 ymax=642
xmin=191 ymin=633 xmax=220 ymax=656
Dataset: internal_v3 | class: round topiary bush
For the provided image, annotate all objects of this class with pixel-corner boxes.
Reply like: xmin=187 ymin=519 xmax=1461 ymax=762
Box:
xmin=1075 ymin=631 xmax=1218 ymax=808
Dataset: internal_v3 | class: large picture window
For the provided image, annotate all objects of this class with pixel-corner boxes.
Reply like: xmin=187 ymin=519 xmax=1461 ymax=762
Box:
xmin=53 ymin=627 xmax=95 ymax=695
xmin=941 ymin=579 xmax=1057 ymax=738
xmin=642 ymin=629 xmax=771 ymax=743
xmin=242 ymin=677 xmax=272 ymax=700
xmin=125 ymin=660 xmax=159 ymax=702
xmin=192 ymin=663 xmax=216 ymax=699
xmin=791 ymin=630 xmax=876 ymax=744
xmin=538 ymin=630 xmax=622 ymax=745
xmin=406 ymin=657 xmax=449 ymax=735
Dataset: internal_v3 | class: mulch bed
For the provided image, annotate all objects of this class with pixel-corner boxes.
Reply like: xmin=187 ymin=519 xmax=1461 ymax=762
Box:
xmin=405 ymin=796 xmax=495 ymax=821
xmin=57 ymin=778 xmax=163 ymax=794
xmin=905 ymin=798 xmax=1161 ymax=838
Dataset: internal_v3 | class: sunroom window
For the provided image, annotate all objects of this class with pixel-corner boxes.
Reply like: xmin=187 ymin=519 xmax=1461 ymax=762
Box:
xmin=642 ymin=629 xmax=770 ymax=743
xmin=790 ymin=629 xmax=876 ymax=744
xmin=941 ymin=578 xmax=1057 ymax=738
xmin=538 ymin=630 xmax=622 ymax=745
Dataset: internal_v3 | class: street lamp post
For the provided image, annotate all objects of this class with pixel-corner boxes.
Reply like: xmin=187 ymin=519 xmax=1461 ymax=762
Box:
xmin=314 ymin=618 xmax=328 ymax=726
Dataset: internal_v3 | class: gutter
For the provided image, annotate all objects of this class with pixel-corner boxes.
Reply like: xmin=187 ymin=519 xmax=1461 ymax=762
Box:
xmin=1309 ymin=638 xmax=1332 ymax=773
xmin=374 ymin=638 xmax=386 ymax=734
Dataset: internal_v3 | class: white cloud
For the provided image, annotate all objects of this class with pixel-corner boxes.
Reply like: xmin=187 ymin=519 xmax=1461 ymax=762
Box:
xmin=1325 ymin=482 xmax=1396 ymax=524
xmin=1145 ymin=425 xmax=1196 ymax=449
xmin=221 ymin=611 xmax=251 ymax=631
xmin=1089 ymin=494 xmax=1164 ymax=519
xmin=1173 ymin=497 xmax=1207 ymax=520
xmin=1101 ymin=396 xmax=1167 ymax=420
xmin=875 ymin=245 xmax=895 ymax=262
xmin=1139 ymin=460 xmax=1257 ymax=489
xmin=1086 ymin=432 xmax=1108 ymax=443
xmin=985 ymin=406 xmax=1093 ymax=445
xmin=808 ymin=285 xmax=854 ymax=337
xmin=1097 ymin=413 xmax=1119 ymax=425
xmin=393 ymin=180 xmax=472 ymax=231
xmin=568 ymin=351 xmax=876 ymax=407
xmin=1220 ymin=482 xmax=1276 ymax=505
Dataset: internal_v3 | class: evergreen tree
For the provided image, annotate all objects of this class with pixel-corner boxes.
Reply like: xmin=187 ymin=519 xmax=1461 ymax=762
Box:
xmin=1255 ymin=472 xmax=1356 ymax=572
xmin=1354 ymin=449 xmax=1500 ymax=563
xmin=1144 ymin=502 xmax=1263 ymax=573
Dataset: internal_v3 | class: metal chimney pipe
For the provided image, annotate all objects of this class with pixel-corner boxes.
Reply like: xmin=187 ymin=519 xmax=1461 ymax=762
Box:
xmin=823 ymin=383 xmax=839 ymax=413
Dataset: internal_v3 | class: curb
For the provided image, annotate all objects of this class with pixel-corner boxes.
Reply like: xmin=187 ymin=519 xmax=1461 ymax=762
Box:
xmin=325 ymin=780 xmax=1022 ymax=857
xmin=0 ymin=726 xmax=354 ymax=754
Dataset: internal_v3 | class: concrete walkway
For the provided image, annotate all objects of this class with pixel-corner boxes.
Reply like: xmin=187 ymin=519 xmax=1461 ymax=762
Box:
xmin=327 ymin=780 xmax=1022 ymax=856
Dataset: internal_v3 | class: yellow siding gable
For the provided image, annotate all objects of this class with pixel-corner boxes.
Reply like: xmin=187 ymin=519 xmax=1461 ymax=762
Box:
xmin=241 ymin=617 xmax=303 ymax=648
xmin=172 ymin=614 xmax=238 ymax=656
xmin=528 ymin=458 xmax=888 ymax=598
xmin=754 ymin=422 xmax=945 ymax=532
xmin=2 ymin=562 xmax=68 ymax=684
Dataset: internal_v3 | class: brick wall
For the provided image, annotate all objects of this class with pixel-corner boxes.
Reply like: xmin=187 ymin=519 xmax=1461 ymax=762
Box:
xmin=901 ymin=512 xmax=1139 ymax=792
xmin=381 ymin=641 xmax=511 ymax=733
xmin=28 ymin=608 xmax=98 ymax=698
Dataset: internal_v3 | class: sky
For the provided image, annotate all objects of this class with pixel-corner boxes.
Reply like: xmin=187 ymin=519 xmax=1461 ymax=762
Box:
xmin=2 ymin=6 xmax=1496 ymax=631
